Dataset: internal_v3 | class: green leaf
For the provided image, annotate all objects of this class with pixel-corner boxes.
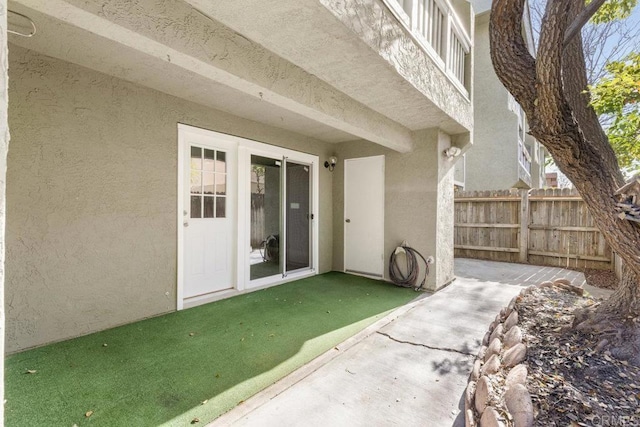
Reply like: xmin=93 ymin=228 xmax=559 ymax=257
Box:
xmin=589 ymin=52 xmax=640 ymax=169
xmin=591 ymin=0 xmax=637 ymax=23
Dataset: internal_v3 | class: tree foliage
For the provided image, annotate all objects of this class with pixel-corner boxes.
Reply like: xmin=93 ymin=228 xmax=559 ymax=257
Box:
xmin=529 ymin=0 xmax=639 ymax=173
xmin=590 ymin=52 xmax=640 ymax=170
xmin=591 ymin=0 xmax=636 ymax=23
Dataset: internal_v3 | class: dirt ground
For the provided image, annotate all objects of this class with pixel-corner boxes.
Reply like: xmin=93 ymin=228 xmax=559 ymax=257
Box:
xmin=581 ymin=269 xmax=620 ymax=291
xmin=516 ymin=286 xmax=640 ymax=426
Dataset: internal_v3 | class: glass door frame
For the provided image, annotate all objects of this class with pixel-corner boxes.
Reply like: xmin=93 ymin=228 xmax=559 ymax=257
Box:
xmin=237 ymin=140 xmax=319 ymax=292
xmin=283 ymin=157 xmax=313 ymax=276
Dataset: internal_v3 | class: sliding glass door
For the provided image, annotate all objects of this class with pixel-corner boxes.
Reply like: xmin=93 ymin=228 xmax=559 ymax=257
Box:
xmin=249 ymin=155 xmax=312 ymax=282
xmin=284 ymin=160 xmax=311 ymax=274
xmin=250 ymin=155 xmax=282 ymax=281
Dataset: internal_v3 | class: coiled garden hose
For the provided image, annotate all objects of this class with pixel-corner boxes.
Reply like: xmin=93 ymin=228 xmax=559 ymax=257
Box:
xmin=389 ymin=245 xmax=429 ymax=291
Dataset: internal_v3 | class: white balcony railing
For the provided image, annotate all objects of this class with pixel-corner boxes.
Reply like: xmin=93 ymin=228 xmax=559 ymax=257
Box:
xmin=384 ymin=0 xmax=471 ymax=95
xmin=518 ymin=140 xmax=532 ymax=176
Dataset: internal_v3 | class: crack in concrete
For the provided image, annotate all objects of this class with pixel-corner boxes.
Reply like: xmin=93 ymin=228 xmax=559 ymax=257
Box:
xmin=377 ymin=332 xmax=475 ymax=357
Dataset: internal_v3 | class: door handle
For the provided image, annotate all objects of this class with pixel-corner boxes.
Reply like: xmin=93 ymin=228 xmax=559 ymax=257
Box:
xmin=345 ymin=219 xmax=351 ymax=223
xmin=183 ymin=222 xmax=189 ymax=227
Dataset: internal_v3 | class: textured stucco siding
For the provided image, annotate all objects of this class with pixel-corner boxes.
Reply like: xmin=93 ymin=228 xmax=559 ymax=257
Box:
xmin=332 ymin=129 xmax=454 ymax=291
xmin=6 ymin=45 xmax=334 ymax=353
xmin=320 ymin=0 xmax=473 ymax=132
xmin=434 ymin=131 xmax=456 ymax=287
xmin=465 ymin=14 xmax=519 ymax=191
xmin=0 ymin=0 xmax=8 ymax=416
xmin=12 ymin=0 xmax=413 ymax=151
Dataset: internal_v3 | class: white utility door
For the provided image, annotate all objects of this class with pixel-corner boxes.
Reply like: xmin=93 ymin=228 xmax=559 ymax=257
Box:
xmin=180 ymin=127 xmax=237 ymax=303
xmin=344 ymin=155 xmax=385 ymax=277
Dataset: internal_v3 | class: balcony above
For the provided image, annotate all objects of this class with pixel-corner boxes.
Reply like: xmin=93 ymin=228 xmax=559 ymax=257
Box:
xmin=187 ymin=0 xmax=473 ymax=133
xmin=9 ymin=0 xmax=472 ymax=152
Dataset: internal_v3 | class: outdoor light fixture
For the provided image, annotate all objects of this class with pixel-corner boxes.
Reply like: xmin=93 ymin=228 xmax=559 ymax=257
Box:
xmin=443 ymin=146 xmax=462 ymax=160
xmin=324 ymin=156 xmax=338 ymax=171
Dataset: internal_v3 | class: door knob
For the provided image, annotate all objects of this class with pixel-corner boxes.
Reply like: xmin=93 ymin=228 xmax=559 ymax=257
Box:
xmin=345 ymin=219 xmax=351 ymax=223
xmin=183 ymin=222 xmax=189 ymax=227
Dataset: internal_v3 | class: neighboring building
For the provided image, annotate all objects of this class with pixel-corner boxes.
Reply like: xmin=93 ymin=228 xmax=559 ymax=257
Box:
xmin=461 ymin=0 xmax=546 ymax=191
xmin=545 ymin=167 xmax=573 ymax=188
xmin=6 ymin=0 xmax=473 ymax=352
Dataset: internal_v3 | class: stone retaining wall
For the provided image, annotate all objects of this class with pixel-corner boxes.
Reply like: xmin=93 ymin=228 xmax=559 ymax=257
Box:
xmin=465 ymin=278 xmax=584 ymax=427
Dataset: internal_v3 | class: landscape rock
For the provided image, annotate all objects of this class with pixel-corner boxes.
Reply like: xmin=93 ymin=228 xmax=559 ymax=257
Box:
xmin=555 ymin=281 xmax=585 ymax=296
xmin=481 ymin=354 xmax=501 ymax=375
xmin=504 ymin=305 xmax=513 ymax=318
xmin=505 ymin=384 xmax=534 ymax=427
xmin=465 ymin=408 xmax=476 ymax=427
xmin=465 ymin=381 xmax=476 ymax=412
xmin=553 ymin=278 xmax=571 ymax=286
xmin=503 ymin=343 xmax=527 ymax=367
xmin=486 ymin=338 xmax=502 ymax=360
xmin=538 ymin=281 xmax=554 ymax=288
xmin=475 ymin=376 xmax=492 ymax=415
xmin=477 ymin=345 xmax=488 ymax=360
xmin=482 ymin=331 xmax=491 ymax=346
xmin=505 ymin=364 xmax=528 ymax=389
xmin=471 ymin=359 xmax=482 ymax=382
xmin=489 ymin=324 xmax=504 ymax=343
xmin=504 ymin=311 xmax=519 ymax=331
xmin=479 ymin=406 xmax=504 ymax=427
xmin=503 ymin=326 xmax=523 ymax=349
xmin=508 ymin=296 xmax=517 ymax=310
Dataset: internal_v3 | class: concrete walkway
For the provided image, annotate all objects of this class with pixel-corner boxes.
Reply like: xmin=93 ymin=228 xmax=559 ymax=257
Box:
xmin=210 ymin=259 xmax=592 ymax=427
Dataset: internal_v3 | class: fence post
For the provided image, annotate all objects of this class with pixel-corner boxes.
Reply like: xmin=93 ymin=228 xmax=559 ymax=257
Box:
xmin=519 ymin=189 xmax=529 ymax=263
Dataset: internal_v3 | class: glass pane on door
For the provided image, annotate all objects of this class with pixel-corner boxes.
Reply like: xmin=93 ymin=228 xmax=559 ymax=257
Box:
xmin=250 ymin=155 xmax=282 ymax=280
xmin=190 ymin=145 xmax=227 ymax=219
xmin=285 ymin=161 xmax=311 ymax=272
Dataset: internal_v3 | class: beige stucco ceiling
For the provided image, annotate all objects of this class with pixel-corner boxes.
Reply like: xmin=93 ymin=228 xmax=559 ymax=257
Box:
xmin=185 ymin=0 xmax=473 ymax=134
xmin=7 ymin=2 xmax=361 ymax=144
xmin=8 ymin=0 xmax=472 ymax=151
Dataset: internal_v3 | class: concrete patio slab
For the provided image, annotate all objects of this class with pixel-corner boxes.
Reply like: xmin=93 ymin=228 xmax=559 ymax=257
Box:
xmin=209 ymin=259 xmax=596 ymax=427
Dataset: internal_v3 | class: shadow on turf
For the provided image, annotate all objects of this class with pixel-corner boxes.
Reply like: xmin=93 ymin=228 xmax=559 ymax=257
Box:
xmin=5 ymin=272 xmax=418 ymax=426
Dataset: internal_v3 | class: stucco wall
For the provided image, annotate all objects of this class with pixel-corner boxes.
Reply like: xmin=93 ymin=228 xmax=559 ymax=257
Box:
xmin=6 ymin=45 xmax=334 ymax=353
xmin=466 ymin=13 xmax=519 ymax=191
xmin=320 ymin=0 xmax=473 ymax=133
xmin=0 ymin=0 xmax=8 ymax=416
xmin=332 ymin=129 xmax=455 ymax=291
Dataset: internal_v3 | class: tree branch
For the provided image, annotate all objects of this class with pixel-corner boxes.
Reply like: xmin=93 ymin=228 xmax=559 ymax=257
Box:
xmin=564 ymin=0 xmax=607 ymax=46
xmin=536 ymin=0 xmax=575 ymax=136
xmin=489 ymin=0 xmax=537 ymax=114
xmin=562 ymin=0 xmax=623 ymax=184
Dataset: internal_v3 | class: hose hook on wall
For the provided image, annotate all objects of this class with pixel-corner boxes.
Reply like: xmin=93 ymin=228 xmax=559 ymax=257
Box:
xmin=8 ymin=10 xmax=37 ymax=38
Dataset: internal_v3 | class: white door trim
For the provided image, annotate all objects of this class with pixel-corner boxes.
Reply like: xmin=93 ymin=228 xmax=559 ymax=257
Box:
xmin=177 ymin=128 xmax=185 ymax=310
xmin=344 ymin=155 xmax=385 ymax=278
xmin=241 ymin=141 xmax=319 ymax=291
xmin=177 ymin=124 xmax=242 ymax=309
xmin=177 ymin=124 xmax=320 ymax=310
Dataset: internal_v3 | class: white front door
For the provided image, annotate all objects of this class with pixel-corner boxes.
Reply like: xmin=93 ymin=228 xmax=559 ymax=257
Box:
xmin=179 ymin=126 xmax=237 ymax=304
xmin=344 ymin=155 xmax=385 ymax=277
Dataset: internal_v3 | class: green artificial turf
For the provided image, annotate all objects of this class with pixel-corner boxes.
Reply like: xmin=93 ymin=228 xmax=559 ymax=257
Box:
xmin=5 ymin=272 xmax=417 ymax=426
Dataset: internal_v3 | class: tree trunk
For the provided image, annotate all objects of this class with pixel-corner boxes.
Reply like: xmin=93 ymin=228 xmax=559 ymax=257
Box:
xmin=489 ymin=0 xmax=640 ymax=331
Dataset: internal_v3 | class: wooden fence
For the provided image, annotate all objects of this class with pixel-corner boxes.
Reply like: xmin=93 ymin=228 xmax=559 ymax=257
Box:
xmin=454 ymin=188 xmax=613 ymax=270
